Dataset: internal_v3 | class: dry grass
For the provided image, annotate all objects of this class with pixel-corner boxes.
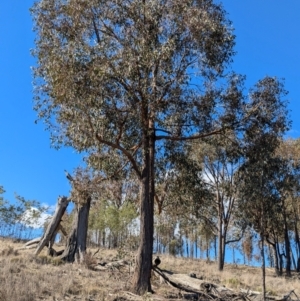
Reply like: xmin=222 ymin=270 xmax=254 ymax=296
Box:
xmin=157 ymin=255 xmax=300 ymax=297
xmin=0 ymin=237 xmax=299 ymax=300
xmin=0 ymin=238 xmax=126 ymax=301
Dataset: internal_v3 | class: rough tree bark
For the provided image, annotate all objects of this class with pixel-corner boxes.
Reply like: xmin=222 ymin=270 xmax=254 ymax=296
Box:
xmin=131 ymin=125 xmax=155 ymax=294
xmin=61 ymin=197 xmax=91 ymax=263
xmin=34 ymin=196 xmax=69 ymax=256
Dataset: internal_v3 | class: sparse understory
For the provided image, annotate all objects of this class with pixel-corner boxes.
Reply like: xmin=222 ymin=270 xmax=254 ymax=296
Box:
xmin=0 ymin=238 xmax=299 ymax=301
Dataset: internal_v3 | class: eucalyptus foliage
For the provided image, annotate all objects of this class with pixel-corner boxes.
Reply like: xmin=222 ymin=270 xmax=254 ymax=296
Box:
xmin=30 ymin=0 xmax=267 ymax=294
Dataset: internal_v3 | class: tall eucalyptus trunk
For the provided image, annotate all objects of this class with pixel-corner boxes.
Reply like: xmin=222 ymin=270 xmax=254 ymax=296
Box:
xmin=218 ymin=217 xmax=224 ymax=270
xmin=131 ymin=123 xmax=155 ymax=294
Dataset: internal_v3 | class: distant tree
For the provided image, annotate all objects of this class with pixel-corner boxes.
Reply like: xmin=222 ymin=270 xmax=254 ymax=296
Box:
xmin=237 ymin=77 xmax=290 ymax=300
xmin=276 ymin=138 xmax=300 ymax=271
xmin=189 ymin=130 xmax=244 ymax=271
xmin=0 ymin=186 xmax=46 ymax=239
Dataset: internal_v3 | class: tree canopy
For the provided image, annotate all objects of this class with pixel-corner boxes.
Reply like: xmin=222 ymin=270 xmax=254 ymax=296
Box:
xmin=31 ymin=0 xmax=290 ymax=295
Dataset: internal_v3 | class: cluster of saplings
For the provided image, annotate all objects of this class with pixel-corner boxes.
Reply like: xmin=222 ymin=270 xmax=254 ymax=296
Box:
xmin=0 ymin=189 xmax=48 ymax=240
xmin=1 ymin=0 xmax=295 ymax=296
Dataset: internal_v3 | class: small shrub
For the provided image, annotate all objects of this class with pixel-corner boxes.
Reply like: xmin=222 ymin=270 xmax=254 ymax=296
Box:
xmin=34 ymin=255 xmax=52 ymax=265
xmin=9 ymin=257 xmax=22 ymax=263
xmin=50 ymin=257 xmax=63 ymax=266
xmin=267 ymin=289 xmax=277 ymax=296
xmin=117 ymin=245 xmax=128 ymax=260
xmin=227 ymin=278 xmax=240 ymax=289
xmin=82 ymin=251 xmax=97 ymax=269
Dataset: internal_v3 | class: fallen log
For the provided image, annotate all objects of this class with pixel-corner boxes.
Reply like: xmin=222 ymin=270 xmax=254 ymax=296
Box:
xmin=18 ymin=237 xmax=41 ymax=250
xmin=24 ymin=237 xmax=41 ymax=247
xmin=168 ymin=273 xmax=233 ymax=295
xmin=152 ymin=266 xmax=219 ymax=300
xmin=152 ymin=268 xmax=300 ymax=301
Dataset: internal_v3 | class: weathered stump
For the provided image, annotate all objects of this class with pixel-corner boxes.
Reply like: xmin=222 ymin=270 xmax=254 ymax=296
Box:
xmin=34 ymin=196 xmax=69 ymax=256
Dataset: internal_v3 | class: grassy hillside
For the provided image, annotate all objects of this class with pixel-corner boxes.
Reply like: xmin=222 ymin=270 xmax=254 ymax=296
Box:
xmin=0 ymin=237 xmax=299 ymax=301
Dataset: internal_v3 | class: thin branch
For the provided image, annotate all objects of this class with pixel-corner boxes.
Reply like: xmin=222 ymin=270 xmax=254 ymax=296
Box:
xmin=85 ymin=115 xmax=142 ymax=179
xmin=92 ymin=17 xmax=101 ymax=44
xmin=95 ymin=133 xmax=142 ymax=179
xmin=154 ymin=128 xmax=172 ymax=135
xmin=225 ymin=227 xmax=246 ymax=245
xmin=155 ymin=128 xmax=225 ymax=141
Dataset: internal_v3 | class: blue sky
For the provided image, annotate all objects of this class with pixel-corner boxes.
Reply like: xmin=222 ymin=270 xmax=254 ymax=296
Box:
xmin=0 ymin=1 xmax=299 ymax=208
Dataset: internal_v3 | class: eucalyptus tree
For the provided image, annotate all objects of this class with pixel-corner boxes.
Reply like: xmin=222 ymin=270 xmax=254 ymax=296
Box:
xmin=31 ymin=0 xmax=259 ymax=294
xmin=275 ymin=139 xmax=300 ymax=272
xmin=0 ymin=187 xmax=46 ymax=239
xmin=237 ymin=77 xmax=290 ymax=299
xmin=100 ymin=179 xmax=139 ymax=248
xmin=189 ymin=130 xmax=244 ymax=271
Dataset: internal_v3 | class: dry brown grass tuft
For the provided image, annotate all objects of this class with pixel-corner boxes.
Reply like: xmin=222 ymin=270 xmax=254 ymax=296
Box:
xmin=0 ymin=245 xmax=19 ymax=256
xmin=82 ymin=250 xmax=98 ymax=269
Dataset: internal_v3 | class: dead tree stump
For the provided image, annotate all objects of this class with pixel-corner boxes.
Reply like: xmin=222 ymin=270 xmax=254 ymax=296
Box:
xmin=34 ymin=196 xmax=69 ymax=256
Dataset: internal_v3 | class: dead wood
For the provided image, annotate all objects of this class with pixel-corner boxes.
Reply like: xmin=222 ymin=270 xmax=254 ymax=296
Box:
xmin=18 ymin=237 xmax=41 ymax=250
xmin=24 ymin=237 xmax=41 ymax=247
xmin=152 ymin=266 xmax=216 ymax=300
xmin=92 ymin=248 xmax=100 ymax=257
xmin=151 ymin=267 xmax=300 ymax=301
xmin=34 ymin=196 xmax=69 ymax=256
xmin=47 ymin=247 xmax=64 ymax=257
xmin=57 ymin=224 xmax=68 ymax=237
xmin=90 ymin=259 xmax=131 ymax=271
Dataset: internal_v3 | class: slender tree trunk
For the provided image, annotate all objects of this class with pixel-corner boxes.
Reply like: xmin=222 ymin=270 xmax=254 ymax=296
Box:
xmin=214 ymin=236 xmax=217 ymax=260
xmin=293 ymin=221 xmax=300 ymax=272
xmin=131 ymin=173 xmax=153 ymax=294
xmin=260 ymin=233 xmax=266 ymax=301
xmin=294 ymin=223 xmax=300 ymax=257
xmin=186 ymin=233 xmax=189 ymax=257
xmin=190 ymin=235 xmax=194 ymax=259
xmin=268 ymin=244 xmax=273 ymax=268
xmin=131 ymin=126 xmax=155 ymax=294
xmin=291 ymin=249 xmax=296 ymax=270
xmin=206 ymin=240 xmax=209 ymax=260
xmin=61 ymin=198 xmax=91 ymax=263
xmin=218 ymin=218 xmax=223 ymax=270
xmin=275 ymin=241 xmax=283 ymax=275
xmin=102 ymin=230 xmax=105 ymax=247
xmin=179 ymin=230 xmax=183 ymax=257
xmin=283 ymin=219 xmax=291 ymax=277
xmin=271 ymin=243 xmax=280 ymax=276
